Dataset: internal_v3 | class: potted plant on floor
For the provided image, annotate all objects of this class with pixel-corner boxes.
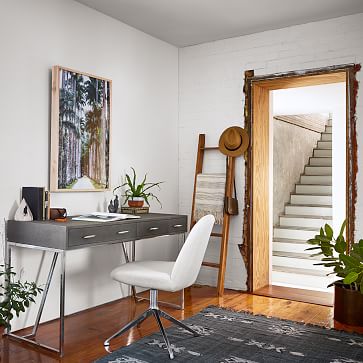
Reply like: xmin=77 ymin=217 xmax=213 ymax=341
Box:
xmin=0 ymin=264 xmax=42 ymax=329
xmin=114 ymin=167 xmax=163 ymax=209
xmin=306 ymin=220 xmax=363 ymax=326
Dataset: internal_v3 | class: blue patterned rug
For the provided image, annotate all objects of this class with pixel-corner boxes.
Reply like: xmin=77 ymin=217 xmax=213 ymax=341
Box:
xmin=96 ymin=306 xmax=363 ymax=362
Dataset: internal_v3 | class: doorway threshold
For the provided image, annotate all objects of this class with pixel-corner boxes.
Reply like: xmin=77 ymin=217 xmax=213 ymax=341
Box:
xmin=254 ymin=285 xmax=333 ymax=306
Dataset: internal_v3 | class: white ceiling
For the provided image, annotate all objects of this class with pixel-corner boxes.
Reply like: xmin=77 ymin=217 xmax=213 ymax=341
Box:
xmin=75 ymin=0 xmax=363 ymax=47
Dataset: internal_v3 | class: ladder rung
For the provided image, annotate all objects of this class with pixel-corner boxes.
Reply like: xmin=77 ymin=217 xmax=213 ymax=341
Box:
xmin=202 ymin=146 xmax=219 ymax=150
xmin=202 ymin=261 xmax=220 ymax=268
xmin=211 ymin=232 xmax=223 ymax=237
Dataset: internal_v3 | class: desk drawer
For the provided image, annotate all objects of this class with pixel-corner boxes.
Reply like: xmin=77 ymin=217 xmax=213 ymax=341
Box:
xmin=68 ymin=223 xmax=136 ymax=248
xmin=137 ymin=220 xmax=169 ymax=239
xmin=168 ymin=217 xmax=187 ymax=234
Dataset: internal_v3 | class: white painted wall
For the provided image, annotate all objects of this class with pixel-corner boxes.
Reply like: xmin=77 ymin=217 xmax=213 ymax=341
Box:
xmin=179 ymin=14 xmax=363 ymax=290
xmin=0 ymin=0 xmax=178 ymax=329
xmin=273 ymin=84 xmax=346 ymax=233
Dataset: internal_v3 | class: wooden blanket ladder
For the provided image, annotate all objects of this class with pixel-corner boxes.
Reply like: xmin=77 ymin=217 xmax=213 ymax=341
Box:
xmin=190 ymin=134 xmax=236 ymax=297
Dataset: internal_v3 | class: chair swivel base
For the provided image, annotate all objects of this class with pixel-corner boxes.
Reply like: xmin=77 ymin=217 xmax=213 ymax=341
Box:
xmin=104 ymin=289 xmax=199 ymax=359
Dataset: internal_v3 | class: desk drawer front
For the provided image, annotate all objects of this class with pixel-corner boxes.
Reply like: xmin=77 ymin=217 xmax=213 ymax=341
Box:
xmin=68 ymin=223 xmax=136 ymax=247
xmin=137 ymin=220 xmax=168 ymax=239
xmin=168 ymin=217 xmax=187 ymax=234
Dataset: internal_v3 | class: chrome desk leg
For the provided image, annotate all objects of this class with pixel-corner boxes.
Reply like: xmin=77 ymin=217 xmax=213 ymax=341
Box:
xmin=4 ymin=242 xmax=12 ymax=334
xmin=121 ymin=242 xmax=137 ymax=300
xmin=59 ymin=251 xmax=66 ymax=357
xmin=24 ymin=253 xmax=59 ymax=339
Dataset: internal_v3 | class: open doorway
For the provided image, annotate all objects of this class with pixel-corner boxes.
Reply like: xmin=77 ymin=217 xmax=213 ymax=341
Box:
xmin=271 ymin=84 xmax=346 ymax=294
xmin=240 ymin=65 xmax=360 ymax=305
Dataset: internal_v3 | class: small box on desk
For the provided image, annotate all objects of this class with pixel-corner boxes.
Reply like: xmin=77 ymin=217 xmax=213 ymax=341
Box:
xmin=121 ymin=206 xmax=149 ymax=214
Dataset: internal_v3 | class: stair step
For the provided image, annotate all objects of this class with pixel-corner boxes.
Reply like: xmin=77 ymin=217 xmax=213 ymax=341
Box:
xmin=290 ymin=194 xmax=332 ymax=206
xmin=279 ymin=215 xmax=332 ymax=228
xmin=295 ymin=184 xmax=332 ymax=195
xmin=321 ymin=133 xmax=332 ymax=141
xmin=325 ymin=125 xmax=332 ymax=133
xmin=305 ymin=166 xmax=332 ymax=175
xmin=273 ymin=240 xmax=314 ymax=254
xmin=273 ymin=251 xmax=321 ymax=260
xmin=317 ymin=141 xmax=332 ymax=149
xmin=313 ymin=149 xmax=332 ymax=157
xmin=309 ymin=157 xmax=332 ymax=166
xmin=285 ymin=204 xmax=332 ymax=217
xmin=272 ymin=266 xmax=334 ymax=291
xmin=273 ymin=226 xmax=318 ymax=240
xmin=272 ymin=254 xmax=329 ymax=271
xmin=300 ymin=175 xmax=332 ymax=185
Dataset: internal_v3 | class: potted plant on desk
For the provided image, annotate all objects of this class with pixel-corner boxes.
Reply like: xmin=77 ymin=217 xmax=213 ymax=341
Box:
xmin=114 ymin=167 xmax=163 ymax=209
xmin=306 ymin=221 xmax=363 ymax=326
xmin=0 ymin=264 xmax=42 ymax=329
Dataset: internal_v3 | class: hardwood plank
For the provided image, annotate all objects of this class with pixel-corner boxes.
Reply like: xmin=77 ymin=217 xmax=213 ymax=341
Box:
xmin=1 ymin=285 xmax=362 ymax=363
xmin=254 ymin=285 xmax=334 ymax=306
xmin=252 ymin=84 xmax=270 ymax=291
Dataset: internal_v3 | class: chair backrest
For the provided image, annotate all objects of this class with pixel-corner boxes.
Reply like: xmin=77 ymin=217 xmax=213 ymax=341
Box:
xmin=171 ymin=214 xmax=215 ymax=290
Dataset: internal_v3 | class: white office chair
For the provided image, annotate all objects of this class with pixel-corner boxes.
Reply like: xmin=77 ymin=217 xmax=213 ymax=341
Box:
xmin=104 ymin=214 xmax=215 ymax=359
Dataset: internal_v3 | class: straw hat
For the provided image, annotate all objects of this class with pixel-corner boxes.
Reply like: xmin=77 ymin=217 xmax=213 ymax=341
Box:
xmin=218 ymin=126 xmax=249 ymax=157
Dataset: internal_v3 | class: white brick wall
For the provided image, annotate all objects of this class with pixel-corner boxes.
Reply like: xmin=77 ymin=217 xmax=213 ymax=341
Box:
xmin=178 ymin=13 xmax=363 ymax=290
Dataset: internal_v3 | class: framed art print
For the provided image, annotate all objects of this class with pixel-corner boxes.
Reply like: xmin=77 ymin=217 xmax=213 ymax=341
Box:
xmin=51 ymin=66 xmax=111 ymax=192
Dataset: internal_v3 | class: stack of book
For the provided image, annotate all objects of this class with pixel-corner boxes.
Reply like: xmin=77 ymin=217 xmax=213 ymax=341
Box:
xmin=22 ymin=187 xmax=50 ymax=221
xmin=121 ymin=206 xmax=149 ymax=214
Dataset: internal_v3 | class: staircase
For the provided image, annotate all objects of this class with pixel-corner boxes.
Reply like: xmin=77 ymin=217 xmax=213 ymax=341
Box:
xmin=272 ymin=123 xmax=334 ymax=292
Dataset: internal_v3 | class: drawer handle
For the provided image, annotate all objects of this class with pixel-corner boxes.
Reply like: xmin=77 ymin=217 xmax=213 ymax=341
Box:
xmin=117 ymin=230 xmax=129 ymax=235
xmin=83 ymin=234 xmax=96 ymax=239
xmin=173 ymin=224 xmax=183 ymax=228
xmin=149 ymin=227 xmax=159 ymax=231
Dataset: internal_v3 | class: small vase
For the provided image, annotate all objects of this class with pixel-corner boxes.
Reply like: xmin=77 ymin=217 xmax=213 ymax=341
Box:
xmin=128 ymin=198 xmax=144 ymax=208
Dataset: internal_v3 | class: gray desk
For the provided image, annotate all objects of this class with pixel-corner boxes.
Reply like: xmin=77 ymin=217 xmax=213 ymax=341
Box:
xmin=5 ymin=213 xmax=187 ymax=356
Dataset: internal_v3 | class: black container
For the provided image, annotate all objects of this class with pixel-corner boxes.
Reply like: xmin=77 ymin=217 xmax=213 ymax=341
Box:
xmin=334 ymin=284 xmax=363 ymax=326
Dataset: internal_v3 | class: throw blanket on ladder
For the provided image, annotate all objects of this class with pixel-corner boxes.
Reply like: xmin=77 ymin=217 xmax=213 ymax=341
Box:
xmin=194 ymin=173 xmax=226 ymax=225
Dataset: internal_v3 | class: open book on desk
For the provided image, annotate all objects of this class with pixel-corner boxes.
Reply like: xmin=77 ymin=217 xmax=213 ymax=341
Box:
xmin=72 ymin=212 xmax=140 ymax=222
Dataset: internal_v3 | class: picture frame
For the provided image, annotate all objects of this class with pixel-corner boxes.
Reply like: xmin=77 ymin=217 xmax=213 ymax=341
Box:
xmin=50 ymin=66 xmax=112 ymax=192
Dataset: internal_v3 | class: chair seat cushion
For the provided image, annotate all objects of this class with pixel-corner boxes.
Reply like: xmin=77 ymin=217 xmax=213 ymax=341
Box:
xmin=111 ymin=261 xmax=178 ymax=291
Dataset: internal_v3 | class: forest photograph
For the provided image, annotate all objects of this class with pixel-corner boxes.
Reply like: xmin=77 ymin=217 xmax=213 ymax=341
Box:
xmin=51 ymin=66 xmax=111 ymax=191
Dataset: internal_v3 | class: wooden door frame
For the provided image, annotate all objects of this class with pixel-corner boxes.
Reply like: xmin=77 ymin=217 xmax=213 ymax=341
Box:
xmin=240 ymin=64 xmax=361 ymax=292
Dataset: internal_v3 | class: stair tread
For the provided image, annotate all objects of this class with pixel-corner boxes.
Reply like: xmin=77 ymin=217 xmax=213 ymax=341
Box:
xmin=273 ymin=238 xmax=311 ymax=244
xmin=272 ymin=265 xmax=328 ymax=277
xmin=286 ymin=203 xmax=332 ymax=208
xmin=279 ymin=214 xmax=332 ymax=220
xmin=274 ymin=225 xmax=319 ymax=231
xmin=273 ymin=251 xmax=321 ymax=260
xmin=291 ymin=193 xmax=332 ymax=197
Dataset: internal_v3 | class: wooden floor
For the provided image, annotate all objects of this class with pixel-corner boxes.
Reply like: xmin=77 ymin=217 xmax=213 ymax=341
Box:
xmin=1 ymin=285 xmax=362 ymax=363
xmin=255 ymin=284 xmax=334 ymax=306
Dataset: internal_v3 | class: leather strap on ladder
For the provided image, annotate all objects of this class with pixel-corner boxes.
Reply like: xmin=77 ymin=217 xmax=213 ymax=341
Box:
xmin=190 ymin=134 xmax=235 ymax=297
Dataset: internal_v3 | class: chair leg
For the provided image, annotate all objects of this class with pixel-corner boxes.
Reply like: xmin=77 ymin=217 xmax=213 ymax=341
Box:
xmin=152 ymin=309 xmax=174 ymax=360
xmin=104 ymin=309 xmax=152 ymax=350
xmin=158 ymin=309 xmax=200 ymax=337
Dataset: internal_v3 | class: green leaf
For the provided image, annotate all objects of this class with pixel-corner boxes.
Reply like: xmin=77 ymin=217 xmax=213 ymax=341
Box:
xmin=307 ymin=239 xmax=320 ymax=245
xmin=343 ymin=272 xmax=359 ymax=285
xmin=335 ymin=240 xmax=347 ymax=254
xmin=339 ymin=220 xmax=347 ymax=237
xmin=325 ymin=224 xmax=333 ymax=239
xmin=320 ymin=227 xmax=325 ymax=236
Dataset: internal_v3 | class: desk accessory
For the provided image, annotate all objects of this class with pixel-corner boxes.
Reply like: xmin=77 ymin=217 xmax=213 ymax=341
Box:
xmin=50 ymin=208 xmax=67 ymax=221
xmin=14 ymin=199 xmax=33 ymax=221
xmin=21 ymin=187 xmax=47 ymax=220
xmin=113 ymin=167 xmax=163 ymax=208
xmin=72 ymin=212 xmax=140 ymax=222
xmin=121 ymin=206 xmax=149 ymax=214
